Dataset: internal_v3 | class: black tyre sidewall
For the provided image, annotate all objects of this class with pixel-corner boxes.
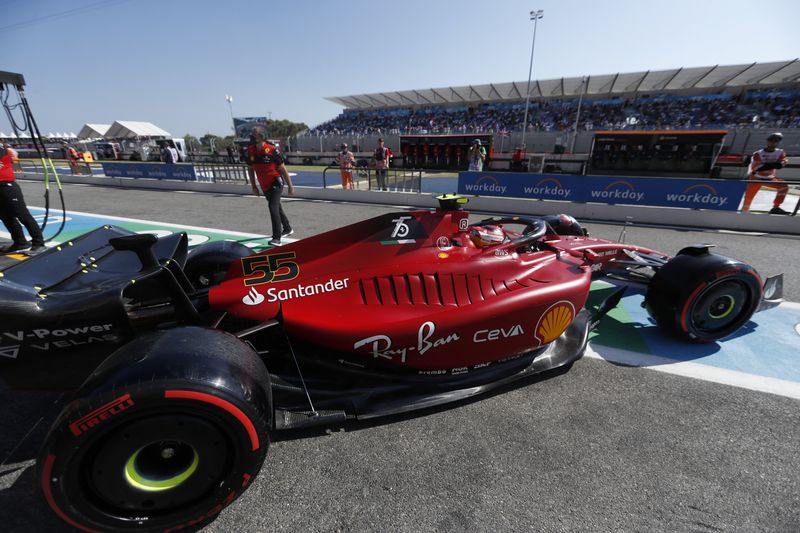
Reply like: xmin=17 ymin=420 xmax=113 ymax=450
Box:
xmin=39 ymin=328 xmax=271 ymax=533
xmin=646 ymin=253 xmax=762 ymax=342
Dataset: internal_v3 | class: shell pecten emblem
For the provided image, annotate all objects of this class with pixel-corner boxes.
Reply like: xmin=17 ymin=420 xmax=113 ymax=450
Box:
xmin=535 ymin=301 xmax=575 ymax=344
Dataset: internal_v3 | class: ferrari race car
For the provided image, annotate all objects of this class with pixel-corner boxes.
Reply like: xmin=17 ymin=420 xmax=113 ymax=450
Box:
xmin=0 ymin=195 xmax=782 ymax=532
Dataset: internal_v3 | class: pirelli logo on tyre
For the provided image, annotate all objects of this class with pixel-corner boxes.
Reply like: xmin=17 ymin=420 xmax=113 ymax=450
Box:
xmin=68 ymin=394 xmax=135 ymax=436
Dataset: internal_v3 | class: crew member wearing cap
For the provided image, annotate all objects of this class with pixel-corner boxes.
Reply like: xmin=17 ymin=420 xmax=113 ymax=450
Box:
xmin=742 ymin=132 xmax=790 ymax=215
xmin=0 ymin=142 xmax=46 ymax=255
xmin=335 ymin=143 xmax=356 ymax=190
xmin=246 ymin=127 xmax=295 ymax=246
xmin=468 ymin=138 xmax=486 ymax=172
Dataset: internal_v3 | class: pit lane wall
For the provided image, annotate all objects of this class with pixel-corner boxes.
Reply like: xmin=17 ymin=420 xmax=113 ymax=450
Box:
xmin=458 ymin=171 xmax=746 ymax=212
xmin=101 ymin=162 xmax=197 ymax=181
xmin=17 ymin=170 xmax=799 ymax=235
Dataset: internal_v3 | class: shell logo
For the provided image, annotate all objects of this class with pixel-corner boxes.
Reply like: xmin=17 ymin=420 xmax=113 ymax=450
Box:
xmin=535 ymin=301 xmax=575 ymax=344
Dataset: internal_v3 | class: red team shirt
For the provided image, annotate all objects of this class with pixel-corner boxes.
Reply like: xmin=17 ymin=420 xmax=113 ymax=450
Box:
xmin=247 ymin=141 xmax=284 ymax=190
xmin=0 ymin=147 xmax=18 ymax=182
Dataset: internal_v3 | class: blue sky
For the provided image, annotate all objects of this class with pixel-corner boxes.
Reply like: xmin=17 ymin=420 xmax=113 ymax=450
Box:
xmin=2 ymin=0 xmax=798 ymax=137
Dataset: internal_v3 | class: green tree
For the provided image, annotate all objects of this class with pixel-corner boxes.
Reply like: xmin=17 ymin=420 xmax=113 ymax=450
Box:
xmin=216 ymin=136 xmax=236 ymax=151
xmin=265 ymin=119 xmax=308 ymax=139
xmin=183 ymin=134 xmax=200 ymax=152
xmin=200 ymin=133 xmax=221 ymax=148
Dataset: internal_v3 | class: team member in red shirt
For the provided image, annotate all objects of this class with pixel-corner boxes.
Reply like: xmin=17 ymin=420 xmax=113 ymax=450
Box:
xmin=246 ymin=128 xmax=295 ymax=246
xmin=741 ymin=132 xmax=790 ymax=215
xmin=0 ymin=143 xmax=46 ymax=254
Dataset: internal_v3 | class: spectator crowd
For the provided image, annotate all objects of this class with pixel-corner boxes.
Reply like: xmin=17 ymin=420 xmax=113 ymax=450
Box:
xmin=307 ymin=89 xmax=800 ymax=137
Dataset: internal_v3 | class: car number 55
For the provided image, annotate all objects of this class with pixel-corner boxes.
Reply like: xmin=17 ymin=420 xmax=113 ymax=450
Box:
xmin=242 ymin=252 xmax=299 ymax=286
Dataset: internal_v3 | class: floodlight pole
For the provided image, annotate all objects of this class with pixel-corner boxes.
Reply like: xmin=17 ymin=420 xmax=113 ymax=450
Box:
xmin=570 ymin=76 xmax=587 ymax=154
xmin=520 ymin=9 xmax=543 ymax=154
xmin=225 ymin=95 xmax=235 ymax=136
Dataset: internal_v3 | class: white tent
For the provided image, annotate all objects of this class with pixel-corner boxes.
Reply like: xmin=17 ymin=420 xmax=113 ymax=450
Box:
xmin=77 ymin=123 xmax=110 ymax=139
xmin=104 ymin=121 xmax=171 ymax=139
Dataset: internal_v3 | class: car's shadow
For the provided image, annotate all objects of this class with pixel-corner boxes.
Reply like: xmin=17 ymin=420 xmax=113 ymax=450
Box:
xmin=270 ymin=362 xmax=576 ymax=443
xmin=0 ymin=360 xmax=575 ymax=531
xmin=584 ymin=282 xmax=762 ymax=367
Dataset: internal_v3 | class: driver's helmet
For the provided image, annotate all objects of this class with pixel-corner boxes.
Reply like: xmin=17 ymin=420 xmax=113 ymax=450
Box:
xmin=540 ymin=214 xmax=584 ymax=236
xmin=469 ymin=225 xmax=505 ymax=247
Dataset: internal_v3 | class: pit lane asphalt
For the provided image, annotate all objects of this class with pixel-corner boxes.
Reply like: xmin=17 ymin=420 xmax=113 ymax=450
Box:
xmin=1 ymin=181 xmax=799 ymax=532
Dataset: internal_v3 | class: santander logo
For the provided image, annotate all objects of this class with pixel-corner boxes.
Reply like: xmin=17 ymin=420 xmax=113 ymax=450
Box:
xmin=242 ymin=287 xmax=265 ymax=306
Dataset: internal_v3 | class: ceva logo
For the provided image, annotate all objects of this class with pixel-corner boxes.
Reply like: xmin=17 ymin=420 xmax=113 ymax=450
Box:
xmin=666 ymin=183 xmax=729 ymax=208
xmin=523 ymin=177 xmax=571 ymax=198
xmin=590 ymin=180 xmax=645 ymax=202
xmin=463 ymin=175 xmax=507 ymax=194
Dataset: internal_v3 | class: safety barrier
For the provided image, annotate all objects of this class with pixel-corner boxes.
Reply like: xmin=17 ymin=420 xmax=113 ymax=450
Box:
xmin=322 ymin=165 xmax=422 ymax=192
xmin=101 ymin=162 xmax=197 ymax=181
xmin=17 ymin=166 xmax=800 ymax=235
xmin=457 ymin=171 xmax=800 ymax=215
xmin=191 ymin=162 xmax=249 ymax=183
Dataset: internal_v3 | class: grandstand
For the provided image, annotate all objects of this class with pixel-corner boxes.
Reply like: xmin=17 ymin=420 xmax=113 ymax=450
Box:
xmin=299 ymin=60 xmax=800 ymax=156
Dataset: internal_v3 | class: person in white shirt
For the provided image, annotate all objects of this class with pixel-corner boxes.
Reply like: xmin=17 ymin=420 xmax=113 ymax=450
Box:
xmin=741 ymin=132 xmax=790 ymax=215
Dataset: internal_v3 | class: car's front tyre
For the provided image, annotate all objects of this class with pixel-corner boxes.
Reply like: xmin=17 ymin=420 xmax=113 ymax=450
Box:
xmin=645 ymin=246 xmax=763 ymax=342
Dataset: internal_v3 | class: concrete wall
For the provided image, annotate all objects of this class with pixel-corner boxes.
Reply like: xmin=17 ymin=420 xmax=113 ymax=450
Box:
xmin=18 ymin=171 xmax=800 ymax=236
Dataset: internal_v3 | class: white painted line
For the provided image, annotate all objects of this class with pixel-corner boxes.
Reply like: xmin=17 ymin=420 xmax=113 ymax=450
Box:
xmin=717 ymin=229 xmax=767 ymax=236
xmin=27 ymin=205 xmax=296 ymax=242
xmin=584 ymin=344 xmax=800 ymax=401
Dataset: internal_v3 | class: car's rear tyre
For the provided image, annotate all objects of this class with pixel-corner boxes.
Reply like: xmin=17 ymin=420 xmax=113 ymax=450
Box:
xmin=38 ymin=327 xmax=272 ymax=532
xmin=183 ymin=240 xmax=252 ymax=289
xmin=645 ymin=247 xmax=763 ymax=342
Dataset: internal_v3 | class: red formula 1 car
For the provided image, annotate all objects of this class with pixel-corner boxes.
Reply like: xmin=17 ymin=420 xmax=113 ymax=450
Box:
xmin=0 ymin=195 xmax=782 ymax=531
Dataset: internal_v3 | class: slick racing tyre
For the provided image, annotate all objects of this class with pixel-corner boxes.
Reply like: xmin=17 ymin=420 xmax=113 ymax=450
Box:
xmin=184 ymin=240 xmax=252 ymax=289
xmin=645 ymin=246 xmax=763 ymax=342
xmin=38 ymin=327 xmax=272 ymax=532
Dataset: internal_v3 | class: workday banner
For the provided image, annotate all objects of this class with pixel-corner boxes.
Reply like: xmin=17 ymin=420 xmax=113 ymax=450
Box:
xmin=101 ymin=162 xmax=197 ymax=181
xmin=458 ymin=172 xmax=746 ymax=211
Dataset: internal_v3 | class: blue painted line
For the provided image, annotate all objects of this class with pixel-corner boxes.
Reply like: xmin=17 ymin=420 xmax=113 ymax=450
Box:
xmin=422 ymin=176 xmax=458 ymax=193
xmin=289 ymin=171 xmax=325 ymax=187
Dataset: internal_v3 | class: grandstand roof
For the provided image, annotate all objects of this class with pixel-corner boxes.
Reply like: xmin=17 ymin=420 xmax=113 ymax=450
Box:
xmin=326 ymin=59 xmax=800 ymax=110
